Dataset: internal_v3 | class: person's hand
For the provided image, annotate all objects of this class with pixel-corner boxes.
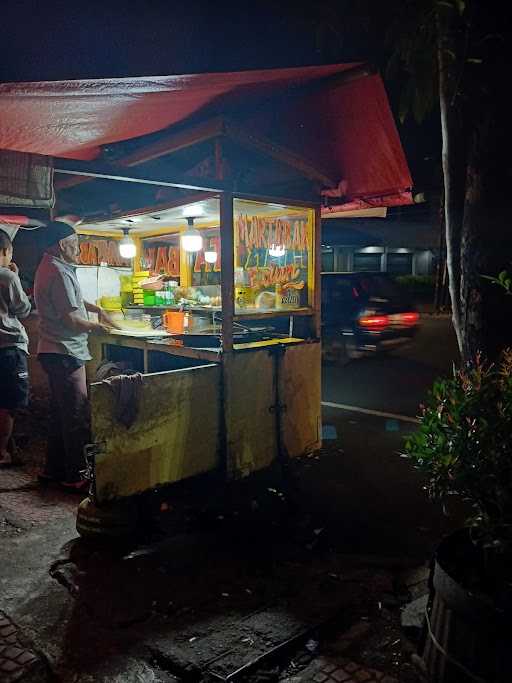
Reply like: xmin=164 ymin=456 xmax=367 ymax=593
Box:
xmin=90 ymin=321 xmax=112 ymax=335
xmin=98 ymin=309 xmax=122 ymax=329
xmin=9 ymin=262 xmax=19 ymax=275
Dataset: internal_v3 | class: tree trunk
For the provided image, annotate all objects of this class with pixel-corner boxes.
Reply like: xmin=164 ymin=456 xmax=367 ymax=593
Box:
xmin=434 ymin=190 xmax=446 ymax=313
xmin=437 ymin=5 xmax=467 ymax=358
xmin=459 ymin=113 xmax=489 ymax=359
xmin=438 ymin=1 xmax=511 ymax=361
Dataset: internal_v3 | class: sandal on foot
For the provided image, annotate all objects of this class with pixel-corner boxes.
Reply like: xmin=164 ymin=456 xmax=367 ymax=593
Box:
xmin=59 ymin=480 xmax=89 ymax=494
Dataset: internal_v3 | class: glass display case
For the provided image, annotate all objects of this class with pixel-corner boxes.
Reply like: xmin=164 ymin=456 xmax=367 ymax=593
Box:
xmin=233 ymin=198 xmax=315 ymax=315
xmin=125 ymin=198 xmax=316 ymax=334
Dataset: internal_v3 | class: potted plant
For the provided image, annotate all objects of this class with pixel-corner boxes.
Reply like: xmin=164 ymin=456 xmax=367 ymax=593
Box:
xmin=404 ymin=350 xmax=512 ymax=682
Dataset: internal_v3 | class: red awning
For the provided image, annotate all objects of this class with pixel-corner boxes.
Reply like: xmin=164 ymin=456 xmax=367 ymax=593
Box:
xmin=0 ymin=64 xmax=412 ymax=209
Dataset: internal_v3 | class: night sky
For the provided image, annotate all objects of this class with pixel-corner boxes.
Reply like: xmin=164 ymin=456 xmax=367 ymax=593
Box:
xmin=1 ymin=2 xmax=331 ymax=81
xmin=0 ymin=1 xmax=440 ymax=191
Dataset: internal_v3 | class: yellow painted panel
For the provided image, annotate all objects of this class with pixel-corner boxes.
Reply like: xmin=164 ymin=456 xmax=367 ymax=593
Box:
xmin=233 ymin=337 xmax=303 ymax=351
xmin=180 ymin=247 xmax=192 ymax=287
xmin=278 ymin=342 xmax=321 ymax=458
xmin=77 ymin=229 xmax=122 ymax=238
xmin=224 ymin=350 xmax=277 ymax=479
xmin=307 ymin=208 xmax=315 ymax=307
xmin=91 ymin=364 xmax=221 ymax=503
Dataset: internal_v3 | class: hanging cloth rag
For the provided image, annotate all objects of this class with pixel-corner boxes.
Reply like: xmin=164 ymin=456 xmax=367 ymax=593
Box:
xmin=103 ymin=372 xmax=144 ymax=429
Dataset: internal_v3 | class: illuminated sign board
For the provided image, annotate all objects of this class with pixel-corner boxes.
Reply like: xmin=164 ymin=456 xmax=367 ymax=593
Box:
xmin=78 ymin=235 xmax=130 ymax=267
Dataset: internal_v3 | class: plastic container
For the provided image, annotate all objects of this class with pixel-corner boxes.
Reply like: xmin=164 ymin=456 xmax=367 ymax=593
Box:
xmin=100 ymin=296 xmax=122 ymax=310
xmin=164 ymin=285 xmax=174 ymax=305
xmin=125 ymin=309 xmax=144 ymax=321
xmin=119 ymin=275 xmax=133 ymax=293
xmin=143 ymin=291 xmax=156 ymax=306
xmin=162 ymin=310 xmax=185 ymax=334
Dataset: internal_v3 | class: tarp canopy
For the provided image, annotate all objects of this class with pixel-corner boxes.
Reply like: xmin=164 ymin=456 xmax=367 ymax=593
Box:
xmin=0 ymin=64 xmax=412 ymax=209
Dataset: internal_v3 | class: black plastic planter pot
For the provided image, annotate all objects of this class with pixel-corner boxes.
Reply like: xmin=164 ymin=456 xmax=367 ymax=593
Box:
xmin=422 ymin=529 xmax=511 ymax=682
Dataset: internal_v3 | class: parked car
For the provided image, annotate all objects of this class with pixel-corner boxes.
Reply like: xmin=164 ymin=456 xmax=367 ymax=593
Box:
xmin=321 ymin=272 xmax=420 ymax=364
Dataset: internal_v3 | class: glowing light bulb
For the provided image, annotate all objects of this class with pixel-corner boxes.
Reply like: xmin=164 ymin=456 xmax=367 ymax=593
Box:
xmin=269 ymin=244 xmax=286 ymax=257
xmin=181 ymin=228 xmax=203 ymax=252
xmin=119 ymin=232 xmax=136 ymax=259
xmin=204 ymin=250 xmax=218 ymax=264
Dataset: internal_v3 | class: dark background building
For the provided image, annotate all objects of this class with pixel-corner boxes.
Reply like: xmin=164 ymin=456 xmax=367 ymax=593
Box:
xmin=322 ymin=202 xmax=439 ymax=277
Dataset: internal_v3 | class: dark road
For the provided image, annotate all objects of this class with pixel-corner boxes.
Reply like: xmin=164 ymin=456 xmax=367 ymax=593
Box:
xmin=314 ymin=315 xmax=464 ymax=559
xmin=322 ymin=316 xmax=459 ymax=419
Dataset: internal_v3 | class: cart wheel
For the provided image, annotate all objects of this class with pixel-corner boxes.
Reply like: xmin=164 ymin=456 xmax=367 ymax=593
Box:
xmin=76 ymin=497 xmax=139 ymax=540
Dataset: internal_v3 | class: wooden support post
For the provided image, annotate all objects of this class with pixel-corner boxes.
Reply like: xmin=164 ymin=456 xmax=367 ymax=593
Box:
xmin=313 ymin=206 xmax=322 ymax=339
xmin=219 ymin=191 xmax=234 ymax=479
xmin=220 ymin=192 xmax=234 ymax=352
xmin=180 ymin=248 xmax=192 ymax=288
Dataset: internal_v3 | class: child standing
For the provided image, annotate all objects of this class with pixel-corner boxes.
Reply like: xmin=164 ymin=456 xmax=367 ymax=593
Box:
xmin=0 ymin=229 xmax=31 ymax=467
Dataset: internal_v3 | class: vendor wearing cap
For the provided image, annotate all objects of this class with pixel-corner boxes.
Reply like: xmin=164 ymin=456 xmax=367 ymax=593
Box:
xmin=34 ymin=220 xmax=117 ymax=492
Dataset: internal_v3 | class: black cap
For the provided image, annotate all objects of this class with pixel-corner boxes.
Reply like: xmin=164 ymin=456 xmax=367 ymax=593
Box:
xmin=44 ymin=220 xmax=76 ymax=247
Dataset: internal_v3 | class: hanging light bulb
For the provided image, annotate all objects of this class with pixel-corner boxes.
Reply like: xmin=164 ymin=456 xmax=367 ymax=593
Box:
xmin=268 ymin=244 xmax=286 ymax=258
xmin=181 ymin=216 xmax=203 ymax=253
xmin=119 ymin=228 xmax=136 ymax=259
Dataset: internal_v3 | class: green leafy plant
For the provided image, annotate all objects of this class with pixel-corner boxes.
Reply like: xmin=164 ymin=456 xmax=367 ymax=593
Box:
xmin=404 ymin=350 xmax=512 ymax=555
xmin=482 ymin=270 xmax=512 ymax=296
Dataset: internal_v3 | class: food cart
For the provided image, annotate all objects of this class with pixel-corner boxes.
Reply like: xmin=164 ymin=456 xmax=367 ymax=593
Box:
xmin=78 ymin=194 xmax=321 ymax=523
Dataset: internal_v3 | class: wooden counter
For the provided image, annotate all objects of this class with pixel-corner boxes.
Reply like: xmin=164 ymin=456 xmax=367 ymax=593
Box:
xmin=87 ymin=332 xmax=220 ymax=380
xmin=87 ymin=330 xmax=306 ymax=380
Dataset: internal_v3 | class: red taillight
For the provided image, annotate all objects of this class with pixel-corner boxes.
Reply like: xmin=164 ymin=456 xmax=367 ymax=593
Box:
xmin=397 ymin=311 xmax=419 ymax=326
xmin=359 ymin=314 xmax=389 ymax=330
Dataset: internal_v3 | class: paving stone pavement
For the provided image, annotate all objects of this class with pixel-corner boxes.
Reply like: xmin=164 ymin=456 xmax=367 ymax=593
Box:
xmin=0 ymin=611 xmax=45 ymax=683
xmin=0 ymin=468 xmax=77 ymax=528
xmin=283 ymin=655 xmax=398 ymax=683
